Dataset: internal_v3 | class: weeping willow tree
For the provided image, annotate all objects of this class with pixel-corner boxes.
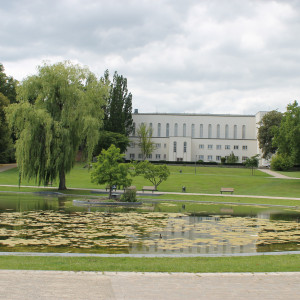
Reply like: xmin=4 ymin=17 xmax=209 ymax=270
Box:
xmin=6 ymin=61 xmax=108 ymax=190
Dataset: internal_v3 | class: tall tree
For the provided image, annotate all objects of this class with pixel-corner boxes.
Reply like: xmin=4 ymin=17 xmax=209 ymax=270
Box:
xmin=273 ymin=101 xmax=300 ymax=165
xmin=103 ymin=71 xmax=133 ymax=136
xmin=6 ymin=61 xmax=108 ymax=190
xmin=137 ymin=123 xmax=155 ymax=160
xmin=257 ymin=110 xmax=282 ymax=159
xmin=0 ymin=63 xmax=18 ymax=103
xmin=0 ymin=93 xmax=13 ymax=162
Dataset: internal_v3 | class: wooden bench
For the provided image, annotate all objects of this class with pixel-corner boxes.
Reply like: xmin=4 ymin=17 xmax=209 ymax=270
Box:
xmin=220 ymin=188 xmax=234 ymax=194
xmin=142 ymin=186 xmax=156 ymax=193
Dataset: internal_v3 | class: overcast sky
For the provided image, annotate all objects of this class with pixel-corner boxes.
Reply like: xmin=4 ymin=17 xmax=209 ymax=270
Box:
xmin=1 ymin=0 xmax=300 ymax=114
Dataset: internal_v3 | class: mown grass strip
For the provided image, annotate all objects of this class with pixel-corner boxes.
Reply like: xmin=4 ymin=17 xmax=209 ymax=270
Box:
xmin=1 ymin=255 xmax=300 ymax=273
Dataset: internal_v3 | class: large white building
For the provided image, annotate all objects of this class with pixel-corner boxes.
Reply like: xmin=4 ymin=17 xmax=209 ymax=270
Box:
xmin=125 ymin=110 xmax=267 ymax=165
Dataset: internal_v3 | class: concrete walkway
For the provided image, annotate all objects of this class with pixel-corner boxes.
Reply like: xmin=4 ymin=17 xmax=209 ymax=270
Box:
xmin=0 ymin=163 xmax=17 ymax=172
xmin=0 ymin=270 xmax=299 ymax=300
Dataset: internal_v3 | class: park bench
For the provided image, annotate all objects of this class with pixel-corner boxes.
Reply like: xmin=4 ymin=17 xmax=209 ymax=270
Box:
xmin=124 ymin=185 xmax=136 ymax=191
xmin=142 ymin=186 xmax=157 ymax=193
xmin=220 ymin=187 xmax=234 ymax=194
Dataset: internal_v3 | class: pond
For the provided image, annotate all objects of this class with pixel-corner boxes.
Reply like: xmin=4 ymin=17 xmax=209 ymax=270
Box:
xmin=1 ymin=192 xmax=300 ymax=255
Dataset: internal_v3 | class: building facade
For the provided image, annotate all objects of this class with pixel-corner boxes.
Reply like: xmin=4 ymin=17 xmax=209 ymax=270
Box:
xmin=125 ymin=111 xmax=267 ymax=165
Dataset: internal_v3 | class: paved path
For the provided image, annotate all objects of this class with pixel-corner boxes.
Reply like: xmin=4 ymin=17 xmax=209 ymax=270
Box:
xmin=0 ymin=270 xmax=299 ymax=300
xmin=0 ymin=163 xmax=17 ymax=172
xmin=259 ymin=168 xmax=300 ymax=179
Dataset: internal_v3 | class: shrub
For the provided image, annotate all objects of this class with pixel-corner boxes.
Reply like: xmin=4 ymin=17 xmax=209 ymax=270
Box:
xmin=271 ymin=153 xmax=294 ymax=171
xmin=121 ymin=188 xmax=137 ymax=202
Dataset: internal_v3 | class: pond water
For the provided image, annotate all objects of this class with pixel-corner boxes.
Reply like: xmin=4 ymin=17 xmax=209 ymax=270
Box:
xmin=1 ymin=192 xmax=300 ymax=255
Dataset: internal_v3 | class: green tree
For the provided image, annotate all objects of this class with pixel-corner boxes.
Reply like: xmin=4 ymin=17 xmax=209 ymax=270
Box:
xmin=257 ymin=110 xmax=282 ymax=159
xmin=0 ymin=93 xmax=14 ymax=162
xmin=6 ymin=61 xmax=108 ymax=190
xmin=273 ymin=101 xmax=300 ymax=165
xmin=134 ymin=161 xmax=170 ymax=190
xmin=94 ymin=130 xmax=130 ymax=155
xmin=103 ymin=71 xmax=133 ymax=136
xmin=137 ymin=123 xmax=155 ymax=160
xmin=0 ymin=63 xmax=18 ymax=103
xmin=244 ymin=154 xmax=259 ymax=175
xmin=226 ymin=152 xmax=238 ymax=163
xmin=91 ymin=144 xmax=133 ymax=198
xmin=270 ymin=153 xmax=294 ymax=171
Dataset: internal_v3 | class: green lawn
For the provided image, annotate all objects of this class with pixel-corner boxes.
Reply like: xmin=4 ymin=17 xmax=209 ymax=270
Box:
xmin=1 ymin=164 xmax=299 ymax=198
xmin=278 ymin=171 xmax=300 ymax=178
xmin=1 ymin=255 xmax=299 ymax=273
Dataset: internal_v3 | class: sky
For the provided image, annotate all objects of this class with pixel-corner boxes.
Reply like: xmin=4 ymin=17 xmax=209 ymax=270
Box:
xmin=1 ymin=0 xmax=300 ymax=114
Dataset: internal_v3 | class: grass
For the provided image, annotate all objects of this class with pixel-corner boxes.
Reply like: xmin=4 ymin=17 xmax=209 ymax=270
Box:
xmin=1 ymin=254 xmax=300 ymax=273
xmin=277 ymin=171 xmax=300 ymax=178
xmin=1 ymin=164 xmax=299 ymax=198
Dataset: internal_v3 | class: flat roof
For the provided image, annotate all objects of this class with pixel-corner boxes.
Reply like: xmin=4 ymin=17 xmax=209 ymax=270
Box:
xmin=133 ymin=112 xmax=256 ymax=117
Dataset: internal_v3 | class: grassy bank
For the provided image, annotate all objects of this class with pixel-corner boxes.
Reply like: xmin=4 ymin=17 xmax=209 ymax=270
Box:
xmin=1 ymin=254 xmax=300 ymax=273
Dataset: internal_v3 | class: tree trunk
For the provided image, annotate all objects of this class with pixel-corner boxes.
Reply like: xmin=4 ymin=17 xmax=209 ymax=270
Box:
xmin=59 ymin=169 xmax=67 ymax=190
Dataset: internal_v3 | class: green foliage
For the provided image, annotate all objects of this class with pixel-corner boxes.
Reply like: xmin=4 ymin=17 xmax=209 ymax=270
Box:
xmin=226 ymin=152 xmax=238 ymax=163
xmin=257 ymin=110 xmax=282 ymax=159
xmin=0 ymin=63 xmax=18 ymax=103
xmin=103 ymin=71 xmax=133 ymax=136
xmin=244 ymin=154 xmax=259 ymax=175
xmin=273 ymin=101 xmax=300 ymax=165
xmin=271 ymin=153 xmax=294 ymax=171
xmin=137 ymin=123 xmax=155 ymax=160
xmin=6 ymin=61 xmax=108 ymax=189
xmin=134 ymin=161 xmax=170 ymax=189
xmin=94 ymin=130 xmax=130 ymax=155
xmin=220 ymin=157 xmax=226 ymax=164
xmin=0 ymin=93 xmax=14 ymax=162
xmin=121 ymin=188 xmax=137 ymax=202
xmin=91 ymin=145 xmax=133 ymax=198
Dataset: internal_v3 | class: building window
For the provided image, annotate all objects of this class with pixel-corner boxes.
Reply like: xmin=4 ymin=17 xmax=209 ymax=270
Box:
xmin=129 ymin=153 xmax=135 ymax=159
xmin=243 ymin=145 xmax=248 ymax=150
xmin=191 ymin=124 xmax=195 ymax=138
xmin=199 ymin=155 xmax=204 ymax=161
xmin=157 ymin=123 xmax=161 ymax=137
xmin=173 ymin=141 xmax=177 ymax=152
xmin=149 ymin=123 xmax=153 ymax=135
xmin=166 ymin=123 xmax=169 ymax=137
xmin=217 ymin=124 xmax=220 ymax=138
xmin=216 ymin=145 xmax=221 ymax=150
xmin=174 ymin=123 xmax=178 ymax=137
xmin=208 ymin=155 xmax=213 ymax=161
xmin=242 ymin=156 xmax=248 ymax=161
xmin=147 ymin=154 xmax=152 ymax=159
xmin=199 ymin=144 xmax=204 ymax=149
xmin=129 ymin=142 xmax=135 ymax=148
xmin=132 ymin=123 xmax=136 ymax=136
xmin=234 ymin=145 xmax=239 ymax=150
xmin=183 ymin=142 xmax=187 ymax=153
xmin=242 ymin=125 xmax=246 ymax=139
xmin=156 ymin=143 xmax=161 ymax=149
xmin=138 ymin=153 xmax=143 ymax=159
xmin=225 ymin=145 xmax=230 ymax=150
xmin=225 ymin=124 xmax=229 ymax=139
xmin=216 ymin=156 xmax=221 ymax=161
xmin=234 ymin=125 xmax=237 ymax=139
xmin=164 ymin=154 xmax=167 ymax=159
xmin=208 ymin=144 xmax=213 ymax=150
xmin=183 ymin=123 xmax=186 ymax=137
xmin=164 ymin=143 xmax=167 ymax=148
xmin=208 ymin=124 xmax=212 ymax=138
xmin=200 ymin=124 xmax=203 ymax=138
xmin=156 ymin=154 xmax=161 ymax=159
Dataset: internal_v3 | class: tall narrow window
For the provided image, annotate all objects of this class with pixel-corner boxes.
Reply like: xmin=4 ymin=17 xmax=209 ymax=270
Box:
xmin=225 ymin=124 xmax=229 ymax=139
xmin=174 ymin=123 xmax=178 ymax=137
xmin=132 ymin=122 xmax=136 ymax=135
xmin=191 ymin=124 xmax=195 ymax=138
xmin=149 ymin=123 xmax=153 ymax=135
xmin=234 ymin=125 xmax=237 ymax=139
xmin=208 ymin=124 xmax=212 ymax=138
xmin=166 ymin=123 xmax=169 ymax=137
xmin=183 ymin=123 xmax=186 ymax=137
xmin=200 ymin=124 xmax=203 ymax=138
xmin=157 ymin=123 xmax=161 ymax=137
xmin=242 ymin=125 xmax=246 ymax=139
xmin=217 ymin=124 xmax=220 ymax=138
xmin=183 ymin=142 xmax=187 ymax=153
xmin=173 ymin=141 xmax=177 ymax=152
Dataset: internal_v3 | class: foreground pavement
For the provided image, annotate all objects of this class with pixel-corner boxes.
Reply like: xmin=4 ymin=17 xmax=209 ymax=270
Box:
xmin=0 ymin=270 xmax=299 ymax=300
